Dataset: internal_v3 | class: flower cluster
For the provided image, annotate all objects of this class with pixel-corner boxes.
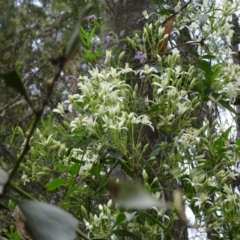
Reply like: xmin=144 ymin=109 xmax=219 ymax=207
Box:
xmin=105 ymin=32 xmax=119 ymax=45
xmin=134 ymin=51 xmax=147 ymax=64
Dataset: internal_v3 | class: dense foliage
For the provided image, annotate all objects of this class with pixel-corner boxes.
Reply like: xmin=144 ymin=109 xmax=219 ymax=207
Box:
xmin=1 ymin=0 xmax=240 ymax=240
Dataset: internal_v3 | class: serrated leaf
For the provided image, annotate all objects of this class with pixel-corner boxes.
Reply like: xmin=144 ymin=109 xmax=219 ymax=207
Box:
xmin=16 ymin=200 xmax=78 ymax=240
xmin=64 ymin=4 xmax=93 ymax=65
xmin=0 ymin=167 xmax=8 ymax=194
xmin=44 ymin=178 xmax=66 ymax=191
xmin=1 ymin=71 xmax=30 ymax=104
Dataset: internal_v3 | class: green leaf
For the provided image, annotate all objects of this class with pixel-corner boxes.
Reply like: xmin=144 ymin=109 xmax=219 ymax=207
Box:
xmin=119 ymin=161 xmax=135 ymax=178
xmin=213 ymin=126 xmax=232 ymax=155
xmin=150 ymin=146 xmax=161 ymax=158
xmin=112 ymin=229 xmax=139 ymax=239
xmin=111 ymin=151 xmax=123 ymax=159
xmin=1 ymin=71 xmax=30 ymax=104
xmin=180 ymin=174 xmax=197 ymax=199
xmin=201 ymin=54 xmax=216 ymax=59
xmin=80 ymin=26 xmax=89 ymax=47
xmin=152 ymin=0 xmax=166 ymax=4
xmin=44 ymin=178 xmax=66 ymax=191
xmin=210 ymin=92 xmax=237 ymax=114
xmin=139 ymin=211 xmax=167 ymax=230
xmin=197 ymin=59 xmax=212 ymax=75
xmin=218 ymin=99 xmax=237 ymax=114
xmin=88 ymin=27 xmax=96 ymax=44
xmin=64 ymin=4 xmax=93 ymax=62
xmin=83 ymin=49 xmax=96 ymax=60
xmin=90 ymin=163 xmax=102 ymax=175
xmin=211 ymin=64 xmax=221 ymax=79
xmin=112 ymin=213 xmax=126 ymax=228
xmin=188 ymin=50 xmax=199 ymax=58
xmin=70 ymin=163 xmax=80 ymax=175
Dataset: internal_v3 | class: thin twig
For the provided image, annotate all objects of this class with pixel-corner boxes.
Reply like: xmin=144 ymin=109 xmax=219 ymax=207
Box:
xmin=9 ymin=182 xmax=37 ymax=201
xmin=1 ymin=3 xmax=94 ymax=198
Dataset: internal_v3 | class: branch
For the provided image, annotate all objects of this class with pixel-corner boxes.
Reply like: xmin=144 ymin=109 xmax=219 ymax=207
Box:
xmin=0 ymin=3 xmax=94 ymax=198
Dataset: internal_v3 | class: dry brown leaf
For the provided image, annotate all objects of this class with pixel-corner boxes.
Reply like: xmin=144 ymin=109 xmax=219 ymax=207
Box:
xmin=15 ymin=205 xmax=33 ymax=240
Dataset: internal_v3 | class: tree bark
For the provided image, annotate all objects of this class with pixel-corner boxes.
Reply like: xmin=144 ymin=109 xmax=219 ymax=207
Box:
xmin=101 ymin=1 xmax=189 ymax=239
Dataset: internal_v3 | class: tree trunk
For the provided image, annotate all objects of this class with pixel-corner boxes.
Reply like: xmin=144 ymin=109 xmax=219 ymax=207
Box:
xmin=101 ymin=1 xmax=189 ymax=239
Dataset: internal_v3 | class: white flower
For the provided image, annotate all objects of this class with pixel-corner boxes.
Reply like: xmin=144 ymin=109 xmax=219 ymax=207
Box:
xmin=53 ymin=103 xmax=65 ymax=114
xmin=82 ymin=116 xmax=98 ymax=135
xmin=70 ymin=115 xmax=83 ymax=131
xmin=172 ymin=48 xmax=180 ymax=57
xmin=78 ymin=81 xmax=93 ymax=98
xmin=21 ymin=172 xmax=30 ymax=186
xmin=158 ymin=114 xmax=175 ymax=127
xmin=88 ymin=67 xmax=103 ymax=80
xmin=120 ymin=63 xmax=133 ymax=74
xmin=136 ymin=115 xmax=154 ymax=131
xmin=176 ymin=102 xmax=189 ymax=115
xmin=104 ymin=50 xmax=112 ymax=65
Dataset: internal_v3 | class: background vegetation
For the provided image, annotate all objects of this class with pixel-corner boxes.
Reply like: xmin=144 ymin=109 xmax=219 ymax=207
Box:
xmin=1 ymin=0 xmax=240 ymax=240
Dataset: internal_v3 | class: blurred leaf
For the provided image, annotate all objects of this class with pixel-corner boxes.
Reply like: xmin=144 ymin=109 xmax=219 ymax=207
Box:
xmin=44 ymin=178 xmax=66 ymax=191
xmin=0 ymin=167 xmax=8 ymax=194
xmin=111 ymin=151 xmax=123 ymax=159
xmin=108 ymin=180 xmax=167 ymax=209
xmin=197 ymin=14 xmax=208 ymax=27
xmin=8 ymin=199 xmax=15 ymax=210
xmin=1 ymin=71 xmax=30 ymax=104
xmin=124 ymin=211 xmax=137 ymax=221
xmin=16 ymin=200 xmax=78 ymax=240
